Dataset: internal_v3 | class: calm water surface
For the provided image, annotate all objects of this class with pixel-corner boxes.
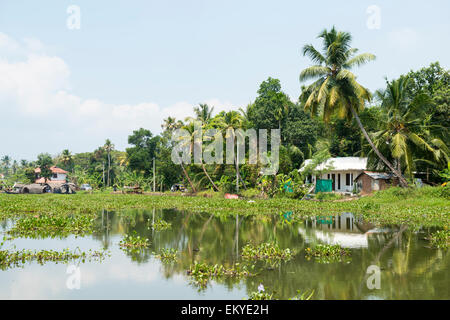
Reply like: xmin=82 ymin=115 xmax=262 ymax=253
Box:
xmin=0 ymin=209 xmax=448 ymax=299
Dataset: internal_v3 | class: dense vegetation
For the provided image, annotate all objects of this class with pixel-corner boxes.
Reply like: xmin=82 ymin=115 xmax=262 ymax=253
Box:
xmin=0 ymin=27 xmax=448 ymax=196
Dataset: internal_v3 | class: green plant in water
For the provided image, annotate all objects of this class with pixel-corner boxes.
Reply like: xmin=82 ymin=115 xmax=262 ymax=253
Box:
xmin=246 ymin=284 xmax=314 ymax=300
xmin=155 ymin=248 xmax=178 ymax=262
xmin=187 ymin=261 xmax=254 ymax=289
xmin=119 ymin=231 xmax=150 ymax=248
xmin=305 ymin=244 xmax=351 ymax=263
xmin=148 ymin=218 xmax=171 ymax=231
xmin=242 ymin=242 xmax=293 ymax=261
xmin=426 ymin=229 xmax=449 ymax=249
xmin=0 ymin=248 xmax=109 ymax=270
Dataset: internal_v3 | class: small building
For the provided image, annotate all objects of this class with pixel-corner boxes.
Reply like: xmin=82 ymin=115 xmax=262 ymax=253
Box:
xmin=35 ymin=166 xmax=68 ymax=184
xmin=299 ymin=157 xmax=368 ymax=193
xmin=354 ymin=171 xmax=398 ymax=194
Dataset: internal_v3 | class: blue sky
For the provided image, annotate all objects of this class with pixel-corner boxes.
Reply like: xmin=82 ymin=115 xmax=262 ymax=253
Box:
xmin=0 ymin=0 xmax=449 ymax=160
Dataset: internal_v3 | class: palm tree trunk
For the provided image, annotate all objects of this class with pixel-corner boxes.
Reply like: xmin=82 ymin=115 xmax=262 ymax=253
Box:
xmin=180 ymin=163 xmax=196 ymax=193
xmin=201 ymin=162 xmax=219 ymax=191
xmin=349 ymin=104 xmax=408 ymax=187
xmin=107 ymin=152 xmax=111 ymax=187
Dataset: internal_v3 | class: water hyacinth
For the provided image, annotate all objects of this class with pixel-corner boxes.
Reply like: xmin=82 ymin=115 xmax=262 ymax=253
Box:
xmin=119 ymin=232 xmax=150 ymax=248
xmin=187 ymin=262 xmax=254 ymax=288
xmin=0 ymin=248 xmax=109 ymax=270
xmin=241 ymin=242 xmax=293 ymax=261
xmin=305 ymin=244 xmax=351 ymax=263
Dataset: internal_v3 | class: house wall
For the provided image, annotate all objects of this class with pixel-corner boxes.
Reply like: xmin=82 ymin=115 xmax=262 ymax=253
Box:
xmin=314 ymin=170 xmax=363 ymax=193
xmin=51 ymin=173 xmax=67 ymax=181
xmin=356 ymin=174 xmax=399 ymax=194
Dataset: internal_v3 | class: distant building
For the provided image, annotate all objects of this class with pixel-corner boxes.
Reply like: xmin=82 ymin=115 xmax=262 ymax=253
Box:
xmin=299 ymin=157 xmax=368 ymax=193
xmin=34 ymin=166 xmax=68 ymax=184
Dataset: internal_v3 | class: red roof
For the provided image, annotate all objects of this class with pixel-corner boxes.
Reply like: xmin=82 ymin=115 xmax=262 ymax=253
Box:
xmin=34 ymin=166 xmax=68 ymax=174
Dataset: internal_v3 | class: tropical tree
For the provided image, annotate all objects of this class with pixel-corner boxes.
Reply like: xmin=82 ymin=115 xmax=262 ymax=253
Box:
xmin=370 ymin=77 xmax=449 ymax=178
xmin=59 ymin=149 xmax=74 ymax=172
xmin=103 ymin=139 xmax=115 ymax=187
xmin=212 ymin=110 xmax=247 ymax=192
xmin=36 ymin=153 xmax=53 ymax=183
xmin=193 ymin=103 xmax=215 ymax=124
xmin=299 ymin=26 xmax=408 ymax=187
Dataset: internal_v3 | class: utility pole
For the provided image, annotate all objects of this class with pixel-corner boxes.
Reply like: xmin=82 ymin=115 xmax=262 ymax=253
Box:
xmin=236 ymin=145 xmax=239 ymax=193
xmin=153 ymin=157 xmax=156 ymax=192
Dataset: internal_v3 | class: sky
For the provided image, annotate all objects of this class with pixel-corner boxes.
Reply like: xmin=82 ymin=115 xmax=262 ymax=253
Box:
xmin=0 ymin=0 xmax=449 ymax=160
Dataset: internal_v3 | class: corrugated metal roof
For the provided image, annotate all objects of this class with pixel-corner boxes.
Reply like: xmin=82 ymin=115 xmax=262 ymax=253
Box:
xmin=359 ymin=171 xmax=393 ymax=180
xmin=299 ymin=157 xmax=367 ymax=172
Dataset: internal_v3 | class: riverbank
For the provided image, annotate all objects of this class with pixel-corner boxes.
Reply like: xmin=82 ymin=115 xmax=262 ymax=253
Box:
xmin=0 ymin=186 xmax=448 ymax=228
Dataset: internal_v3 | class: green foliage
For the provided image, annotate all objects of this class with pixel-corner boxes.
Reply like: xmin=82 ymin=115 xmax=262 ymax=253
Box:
xmin=426 ymin=229 xmax=449 ymax=249
xmin=305 ymin=244 xmax=351 ymax=263
xmin=119 ymin=231 xmax=150 ymax=248
xmin=155 ymin=248 xmax=178 ymax=263
xmin=148 ymin=218 xmax=171 ymax=231
xmin=241 ymin=242 xmax=293 ymax=261
xmin=187 ymin=261 xmax=254 ymax=289
xmin=0 ymin=248 xmax=109 ymax=270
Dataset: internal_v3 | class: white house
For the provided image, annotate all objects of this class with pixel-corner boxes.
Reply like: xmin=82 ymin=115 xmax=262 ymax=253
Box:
xmin=35 ymin=166 xmax=68 ymax=184
xmin=299 ymin=157 xmax=367 ymax=193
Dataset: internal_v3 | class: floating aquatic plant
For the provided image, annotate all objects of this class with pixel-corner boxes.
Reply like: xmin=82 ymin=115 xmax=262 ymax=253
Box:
xmin=305 ymin=244 xmax=351 ymax=263
xmin=426 ymin=229 xmax=449 ymax=249
xmin=148 ymin=218 xmax=171 ymax=231
xmin=187 ymin=261 xmax=254 ymax=288
xmin=119 ymin=231 xmax=150 ymax=248
xmin=0 ymin=248 xmax=109 ymax=270
xmin=155 ymin=248 xmax=178 ymax=263
xmin=241 ymin=242 xmax=293 ymax=261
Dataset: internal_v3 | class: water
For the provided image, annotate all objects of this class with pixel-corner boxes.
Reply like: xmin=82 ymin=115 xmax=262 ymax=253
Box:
xmin=0 ymin=209 xmax=448 ymax=299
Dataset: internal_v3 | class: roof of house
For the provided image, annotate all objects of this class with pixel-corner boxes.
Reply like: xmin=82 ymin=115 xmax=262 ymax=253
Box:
xmin=355 ymin=171 xmax=394 ymax=180
xmin=299 ymin=157 xmax=367 ymax=172
xmin=34 ymin=166 xmax=68 ymax=174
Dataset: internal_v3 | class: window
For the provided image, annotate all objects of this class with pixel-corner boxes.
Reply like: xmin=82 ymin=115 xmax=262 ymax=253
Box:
xmin=346 ymin=173 xmax=351 ymax=186
xmin=53 ymin=173 xmax=58 ymax=179
xmin=338 ymin=174 xmax=341 ymax=189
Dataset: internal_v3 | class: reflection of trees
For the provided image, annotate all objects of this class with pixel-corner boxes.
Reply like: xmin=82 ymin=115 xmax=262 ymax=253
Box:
xmin=89 ymin=208 xmax=449 ymax=299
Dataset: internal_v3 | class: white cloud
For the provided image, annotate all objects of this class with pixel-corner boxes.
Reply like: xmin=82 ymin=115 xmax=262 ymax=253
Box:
xmin=0 ymin=33 xmax=239 ymax=160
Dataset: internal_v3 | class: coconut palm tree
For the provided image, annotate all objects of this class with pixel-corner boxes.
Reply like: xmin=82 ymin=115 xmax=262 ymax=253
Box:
xmin=59 ymin=149 xmax=73 ymax=171
xmin=193 ymin=103 xmax=215 ymax=124
xmin=370 ymin=77 xmax=449 ymax=177
xmin=213 ymin=111 xmax=247 ymax=192
xmin=103 ymin=139 xmax=114 ymax=187
xmin=163 ymin=117 xmax=197 ymax=192
xmin=299 ymin=26 xmax=408 ymax=187
xmin=181 ymin=118 xmax=219 ymax=191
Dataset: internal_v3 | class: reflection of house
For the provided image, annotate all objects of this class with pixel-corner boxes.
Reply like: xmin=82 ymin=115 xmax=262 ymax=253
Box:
xmin=354 ymin=171 xmax=398 ymax=194
xmin=35 ymin=166 xmax=68 ymax=183
xmin=300 ymin=157 xmax=367 ymax=193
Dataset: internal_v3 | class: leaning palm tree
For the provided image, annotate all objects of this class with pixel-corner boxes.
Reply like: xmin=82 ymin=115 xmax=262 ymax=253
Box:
xmin=182 ymin=118 xmax=219 ymax=191
xmin=164 ymin=118 xmax=197 ymax=192
xmin=370 ymin=77 xmax=449 ymax=177
xmin=299 ymin=26 xmax=408 ymax=187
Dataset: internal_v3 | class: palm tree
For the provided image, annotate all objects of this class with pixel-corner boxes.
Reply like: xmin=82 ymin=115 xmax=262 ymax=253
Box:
xmin=59 ymin=149 xmax=73 ymax=171
xmin=1 ymin=155 xmax=11 ymax=175
xmin=370 ymin=77 xmax=449 ymax=177
xmin=193 ymin=103 xmax=215 ymax=124
xmin=213 ymin=111 xmax=247 ymax=192
xmin=299 ymin=26 xmax=408 ymax=187
xmin=163 ymin=117 xmax=197 ymax=192
xmin=103 ymin=139 xmax=114 ymax=187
